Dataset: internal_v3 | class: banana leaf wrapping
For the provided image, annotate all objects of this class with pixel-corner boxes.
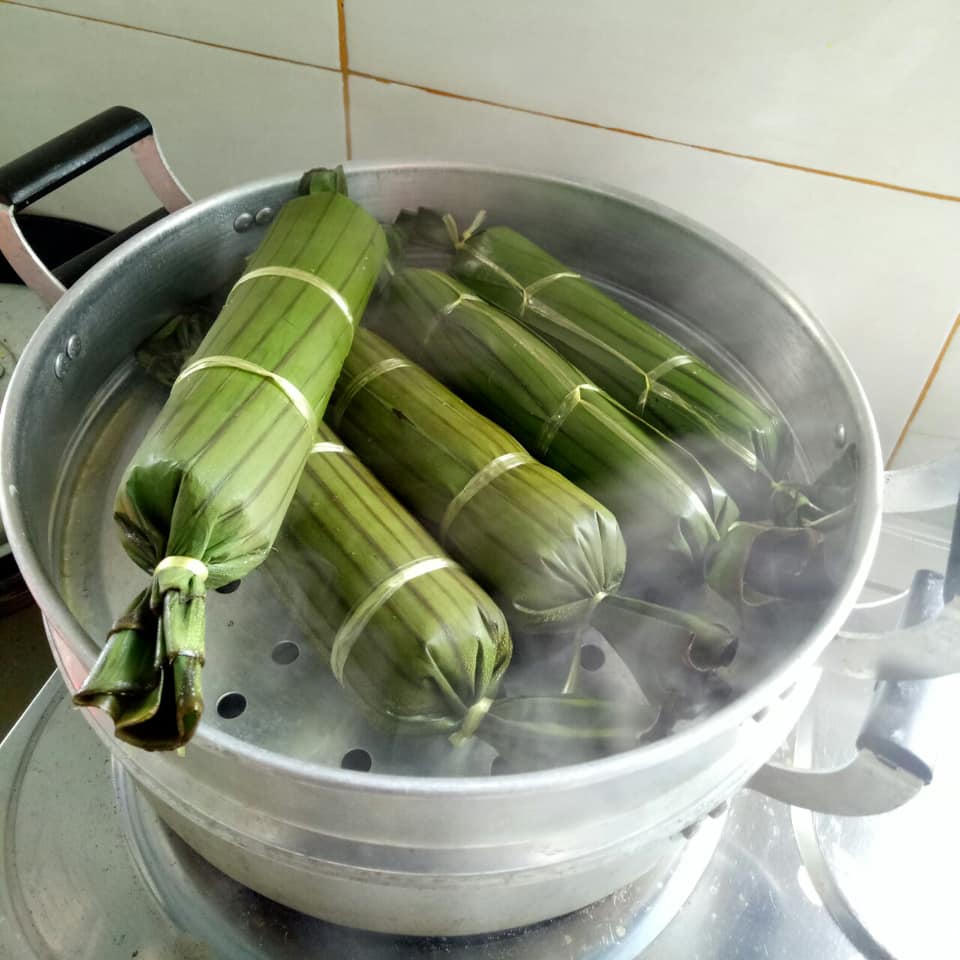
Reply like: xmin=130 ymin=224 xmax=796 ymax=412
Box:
xmin=127 ymin=318 xmax=662 ymax=766
xmin=327 ymin=328 xmax=736 ymax=674
xmin=129 ymin=309 xmax=728 ymax=742
xmin=74 ymin=172 xmax=388 ymax=750
xmin=378 ymin=268 xmax=740 ymax=588
xmin=270 ymin=423 xmax=512 ymax=737
xmin=268 ymin=425 xmax=659 ymax=764
xmin=397 ymin=209 xmax=793 ymax=510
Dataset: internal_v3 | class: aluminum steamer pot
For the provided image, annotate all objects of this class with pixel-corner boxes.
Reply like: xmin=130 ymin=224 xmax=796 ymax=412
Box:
xmin=3 ymin=108 xmax=958 ymax=936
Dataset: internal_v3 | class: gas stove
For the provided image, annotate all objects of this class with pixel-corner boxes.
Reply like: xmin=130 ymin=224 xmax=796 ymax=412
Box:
xmin=3 ymin=652 xmax=955 ymax=960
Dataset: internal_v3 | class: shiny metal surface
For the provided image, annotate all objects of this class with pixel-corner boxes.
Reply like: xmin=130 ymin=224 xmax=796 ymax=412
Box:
xmin=841 ymin=590 xmax=910 ymax=633
xmin=790 ymin=558 xmax=960 ymax=959
xmin=0 ymin=165 xmax=883 ymax=933
xmin=751 ymin=530 xmax=960 ymax=815
xmin=883 ymin=449 xmax=960 ymax=514
xmin=254 ymin=206 xmax=274 ymax=225
xmin=0 ymin=677 xmax=858 ymax=960
xmin=793 ymin=670 xmax=960 ymax=960
xmin=749 ymin=728 xmax=925 ymax=816
xmin=822 ymin=597 xmax=960 ymax=680
xmin=823 ymin=503 xmax=960 ymax=681
xmin=117 ymin=766 xmax=723 ymax=960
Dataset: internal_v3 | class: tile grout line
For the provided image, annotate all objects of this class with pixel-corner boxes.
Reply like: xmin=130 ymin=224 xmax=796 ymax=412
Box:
xmin=349 ymin=72 xmax=960 ymax=206
xmin=336 ymin=0 xmax=352 ymax=160
xmin=4 ymin=0 xmax=959 ymax=204
xmin=5 ymin=5 xmax=960 ymax=438
xmin=886 ymin=311 xmax=960 ymax=468
xmin=0 ymin=0 xmax=340 ymax=72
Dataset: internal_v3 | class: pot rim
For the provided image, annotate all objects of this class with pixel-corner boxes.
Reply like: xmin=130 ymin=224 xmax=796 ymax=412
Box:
xmin=0 ymin=160 xmax=883 ymax=797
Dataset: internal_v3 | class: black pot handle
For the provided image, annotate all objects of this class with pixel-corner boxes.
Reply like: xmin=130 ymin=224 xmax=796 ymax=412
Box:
xmin=0 ymin=106 xmax=192 ymax=305
xmin=0 ymin=106 xmax=151 ymax=210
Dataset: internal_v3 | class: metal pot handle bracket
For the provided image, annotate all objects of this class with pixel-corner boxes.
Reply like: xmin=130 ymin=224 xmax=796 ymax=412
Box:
xmin=0 ymin=105 xmax=191 ymax=306
xmin=750 ymin=454 xmax=960 ymax=815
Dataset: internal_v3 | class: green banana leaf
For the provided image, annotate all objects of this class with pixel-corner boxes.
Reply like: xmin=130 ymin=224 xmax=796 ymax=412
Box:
xmin=74 ymin=169 xmax=388 ymax=750
xmin=378 ymin=268 xmax=739 ymax=588
xmin=705 ymin=521 xmax=831 ymax=610
xmin=327 ymin=328 xmax=736 ymax=672
xmin=271 ymin=426 xmax=661 ymax=764
xmin=269 ymin=423 xmax=512 ymax=737
xmin=132 ymin=309 xmax=730 ymax=741
xmin=130 ymin=330 xmax=667 ymax=765
xmin=395 ymin=208 xmax=793 ymax=507
xmin=770 ymin=445 xmax=859 ymax=529
xmin=72 ymin=591 xmax=194 ymax=751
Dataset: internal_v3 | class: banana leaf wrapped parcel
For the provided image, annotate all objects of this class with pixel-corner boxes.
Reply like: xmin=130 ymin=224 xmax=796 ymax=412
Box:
xmin=327 ymin=328 xmax=737 ymax=679
xmin=395 ymin=208 xmax=793 ymax=510
xmin=270 ymin=423 xmax=513 ymax=738
xmin=124 ymin=313 xmax=663 ymax=766
xmin=74 ymin=171 xmax=388 ymax=750
xmin=378 ymin=268 xmax=740 ymax=589
xmin=268 ymin=425 xmax=659 ymax=765
xmin=127 ymin=305 xmax=731 ymax=743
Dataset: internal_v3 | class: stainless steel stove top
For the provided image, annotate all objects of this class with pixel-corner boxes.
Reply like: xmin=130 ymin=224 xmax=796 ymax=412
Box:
xmin=6 ymin=664 xmax=954 ymax=960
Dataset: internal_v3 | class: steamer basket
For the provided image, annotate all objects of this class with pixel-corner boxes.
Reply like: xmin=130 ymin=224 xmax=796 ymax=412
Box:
xmin=1 ymin=123 xmax=883 ymax=933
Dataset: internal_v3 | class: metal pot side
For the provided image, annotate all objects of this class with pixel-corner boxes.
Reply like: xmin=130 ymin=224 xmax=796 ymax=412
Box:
xmin=0 ymin=164 xmax=882 ymax=934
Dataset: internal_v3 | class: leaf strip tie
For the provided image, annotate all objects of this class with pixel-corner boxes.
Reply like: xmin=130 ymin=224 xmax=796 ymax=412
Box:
xmin=441 ymin=292 xmax=483 ymax=315
xmin=518 ymin=271 xmax=581 ymax=316
xmin=646 ymin=353 xmax=697 ymax=381
xmin=154 ymin=555 xmax=208 ymax=582
xmin=230 ymin=266 xmax=355 ymax=329
xmin=175 ymin=355 xmax=317 ymax=434
xmin=328 ymin=357 xmax=413 ymax=427
xmin=514 ymin=589 xmax=610 ymax=627
xmin=421 ymin=272 xmax=485 ymax=342
xmin=330 ymin=557 xmax=460 ymax=682
xmin=443 ymin=229 xmax=752 ymax=461
xmin=309 ymin=441 xmax=355 ymax=456
xmin=440 ymin=452 xmax=536 ymax=544
xmin=442 ymin=210 xmax=488 ymax=249
xmin=449 ymin=696 xmax=494 ymax=746
xmin=537 ymin=383 xmax=602 ymax=454
xmin=635 ymin=354 xmax=697 ymax=411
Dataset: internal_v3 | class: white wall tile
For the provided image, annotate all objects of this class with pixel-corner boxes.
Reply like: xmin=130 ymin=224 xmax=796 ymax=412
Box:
xmin=351 ymin=77 xmax=960 ymax=458
xmin=13 ymin=0 xmax=340 ymax=66
xmin=346 ymin=0 xmax=960 ymax=196
xmin=0 ymin=5 xmax=346 ymax=231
